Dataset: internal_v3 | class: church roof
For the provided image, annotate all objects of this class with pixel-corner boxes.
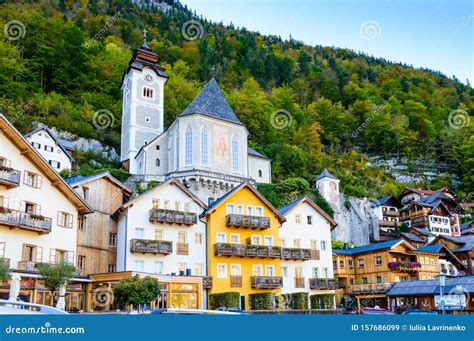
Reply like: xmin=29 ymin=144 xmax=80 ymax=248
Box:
xmin=178 ymin=78 xmax=243 ymax=125
xmin=248 ymin=147 xmax=271 ymax=160
xmin=316 ymin=168 xmax=339 ymax=181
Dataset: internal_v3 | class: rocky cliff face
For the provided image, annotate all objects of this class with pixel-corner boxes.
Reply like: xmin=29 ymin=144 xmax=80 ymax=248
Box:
xmin=328 ymin=194 xmax=380 ymax=246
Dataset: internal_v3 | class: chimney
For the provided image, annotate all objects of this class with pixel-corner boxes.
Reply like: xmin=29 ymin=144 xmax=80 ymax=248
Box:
xmin=344 ymin=243 xmax=349 ymax=250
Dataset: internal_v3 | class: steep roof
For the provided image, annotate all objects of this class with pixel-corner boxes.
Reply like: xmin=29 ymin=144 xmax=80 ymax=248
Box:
xmin=332 ymin=239 xmax=408 ymax=255
xmin=430 ymin=234 xmax=474 ymax=253
xmin=24 ymin=126 xmax=74 ymax=162
xmin=416 ymin=244 xmax=444 ymax=254
xmin=0 ymin=115 xmax=92 ymax=214
xmin=400 ymin=232 xmax=425 ymax=243
xmin=65 ymin=171 xmax=132 ymax=197
xmin=248 ymin=147 xmax=271 ymax=160
xmin=201 ymin=182 xmax=286 ymax=223
xmin=279 ymin=196 xmax=337 ymax=228
xmin=375 ymin=195 xmax=401 ymax=208
xmin=178 ymin=78 xmax=243 ymax=125
xmin=387 ymin=276 xmax=474 ymax=297
xmin=316 ymin=168 xmax=338 ymax=181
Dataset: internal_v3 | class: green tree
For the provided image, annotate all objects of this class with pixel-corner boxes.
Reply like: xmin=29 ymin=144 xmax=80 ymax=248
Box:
xmin=35 ymin=262 xmax=76 ymax=302
xmin=113 ymin=276 xmax=160 ymax=312
xmin=0 ymin=258 xmax=10 ymax=282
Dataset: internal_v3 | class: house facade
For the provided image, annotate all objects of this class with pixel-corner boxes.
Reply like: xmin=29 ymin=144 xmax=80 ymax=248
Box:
xmin=201 ymin=183 xmax=286 ymax=310
xmin=333 ymin=239 xmax=440 ymax=311
xmin=0 ymin=114 xmax=91 ymax=307
xmin=371 ymin=196 xmax=402 ymax=239
xmin=66 ymin=172 xmax=132 ymax=275
xmin=278 ymin=196 xmax=338 ymax=308
xmin=24 ymin=126 xmax=74 ymax=172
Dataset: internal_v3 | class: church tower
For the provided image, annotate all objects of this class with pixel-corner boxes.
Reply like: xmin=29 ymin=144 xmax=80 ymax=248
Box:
xmin=120 ymin=30 xmax=168 ymax=173
xmin=315 ymin=168 xmax=340 ymax=205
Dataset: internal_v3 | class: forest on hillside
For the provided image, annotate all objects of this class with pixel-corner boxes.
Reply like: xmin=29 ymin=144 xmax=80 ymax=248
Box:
xmin=0 ymin=0 xmax=472 ymax=202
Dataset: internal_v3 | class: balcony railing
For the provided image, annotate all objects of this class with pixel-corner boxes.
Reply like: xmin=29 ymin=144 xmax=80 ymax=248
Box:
xmin=214 ymin=243 xmax=314 ymax=261
xmin=230 ymin=276 xmax=242 ymax=287
xmin=294 ymin=277 xmax=305 ymax=288
xmin=202 ymin=276 xmax=212 ymax=289
xmin=130 ymin=238 xmax=173 ymax=255
xmin=0 ymin=167 xmax=21 ymax=188
xmin=251 ymin=276 xmax=283 ymax=289
xmin=378 ymin=220 xmax=398 ymax=227
xmin=226 ymin=214 xmax=271 ymax=230
xmin=0 ymin=208 xmax=52 ymax=234
xmin=347 ymin=282 xmax=393 ymax=294
xmin=149 ymin=208 xmax=197 ymax=226
xmin=177 ymin=242 xmax=189 ymax=255
xmin=309 ymin=278 xmax=340 ymax=290
xmin=17 ymin=260 xmax=37 ymax=271
xmin=383 ymin=210 xmax=400 ymax=217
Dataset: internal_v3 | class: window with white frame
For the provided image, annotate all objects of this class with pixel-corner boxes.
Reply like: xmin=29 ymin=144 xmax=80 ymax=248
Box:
xmin=230 ymin=264 xmax=241 ymax=276
xmin=231 ymin=134 xmax=239 ymax=172
xmin=264 ymin=236 xmax=273 ymax=246
xmin=109 ymin=233 xmax=117 ymax=247
xmin=44 ymin=145 xmax=54 ymax=152
xmin=293 ymin=239 xmax=301 ymax=248
xmin=195 ymin=263 xmax=203 ymax=276
xmin=154 ymin=261 xmax=164 ymax=274
xmin=313 ymin=267 xmax=320 ymax=278
xmin=226 ymin=204 xmax=235 ymax=214
xmin=230 ymin=234 xmax=240 ymax=244
xmin=237 ymin=205 xmax=243 ymax=214
xmin=143 ymin=86 xmax=154 ymax=99
xmin=178 ymin=263 xmax=187 ymax=274
xmin=108 ymin=264 xmax=116 ymax=273
xmin=295 ymin=214 xmax=301 ymax=224
xmin=155 ymin=229 xmax=163 ymax=240
xmin=253 ymin=264 xmax=263 ymax=276
xmin=135 ymin=228 xmax=145 ymax=239
xmin=265 ymin=265 xmax=275 ymax=277
xmin=320 ymin=240 xmax=327 ymax=251
xmin=281 ymin=266 xmax=288 ymax=277
xmin=58 ymin=211 xmax=73 ymax=228
xmin=279 ymin=238 xmax=286 ymax=247
xmin=195 ymin=232 xmax=203 ymax=245
xmin=255 ymin=207 xmax=263 ymax=217
xmin=185 ymin=126 xmax=193 ymax=165
xmin=246 ymin=206 xmax=253 ymax=215
xmin=217 ymin=233 xmax=226 ymax=243
xmin=134 ymin=260 xmax=144 ymax=272
xmin=217 ymin=263 xmax=227 ymax=278
xmin=201 ymin=126 xmax=209 ymax=165
xmin=310 ymin=240 xmax=318 ymax=250
xmin=251 ymin=235 xmax=262 ymax=245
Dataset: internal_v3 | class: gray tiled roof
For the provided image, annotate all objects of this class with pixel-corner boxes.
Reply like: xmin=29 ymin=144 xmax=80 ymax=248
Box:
xmin=387 ymin=276 xmax=474 ymax=296
xmin=316 ymin=168 xmax=338 ymax=181
xmin=248 ymin=147 xmax=270 ymax=160
xmin=178 ymin=78 xmax=242 ymax=125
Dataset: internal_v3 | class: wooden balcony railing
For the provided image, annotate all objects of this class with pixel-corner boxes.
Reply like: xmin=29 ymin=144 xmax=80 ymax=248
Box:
xmin=177 ymin=242 xmax=189 ymax=255
xmin=226 ymin=214 xmax=271 ymax=230
xmin=309 ymin=278 xmax=340 ymax=290
xmin=383 ymin=210 xmax=400 ymax=217
xmin=130 ymin=238 xmax=173 ymax=255
xmin=230 ymin=276 xmax=242 ymax=287
xmin=388 ymin=261 xmax=421 ymax=272
xmin=346 ymin=282 xmax=393 ymax=294
xmin=149 ymin=208 xmax=197 ymax=226
xmin=202 ymin=276 xmax=212 ymax=289
xmin=251 ymin=276 xmax=283 ymax=289
xmin=214 ymin=243 xmax=314 ymax=261
xmin=0 ymin=167 xmax=21 ymax=188
xmin=294 ymin=277 xmax=305 ymax=288
xmin=0 ymin=208 xmax=52 ymax=234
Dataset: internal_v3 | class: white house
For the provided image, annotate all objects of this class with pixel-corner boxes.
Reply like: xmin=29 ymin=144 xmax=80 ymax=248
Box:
xmin=114 ymin=178 xmax=207 ymax=278
xmin=278 ymin=196 xmax=338 ymax=308
xmin=24 ymin=126 xmax=74 ymax=172
xmin=0 ymin=114 xmax=92 ymax=302
xmin=120 ymin=38 xmax=271 ymax=203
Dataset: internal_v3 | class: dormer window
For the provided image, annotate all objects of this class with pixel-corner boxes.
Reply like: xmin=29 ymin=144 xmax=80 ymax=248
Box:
xmin=143 ymin=86 xmax=154 ymax=99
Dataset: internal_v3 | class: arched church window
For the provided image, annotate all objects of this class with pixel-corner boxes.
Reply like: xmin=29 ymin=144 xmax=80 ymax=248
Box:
xmin=155 ymin=159 xmax=160 ymax=167
xmin=185 ymin=126 xmax=193 ymax=165
xmin=232 ymin=135 xmax=239 ymax=172
xmin=258 ymin=170 xmax=262 ymax=177
xmin=201 ymin=126 xmax=209 ymax=165
xmin=143 ymin=86 xmax=154 ymax=99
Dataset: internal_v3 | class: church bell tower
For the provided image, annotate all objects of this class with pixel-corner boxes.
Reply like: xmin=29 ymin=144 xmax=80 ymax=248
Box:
xmin=120 ymin=29 xmax=168 ymax=173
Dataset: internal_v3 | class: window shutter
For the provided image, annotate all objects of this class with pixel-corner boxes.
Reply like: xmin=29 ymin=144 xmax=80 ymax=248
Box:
xmin=36 ymin=246 xmax=43 ymax=262
xmin=67 ymin=251 xmax=74 ymax=265
xmin=35 ymin=204 xmax=41 ymax=215
xmin=20 ymin=201 xmax=26 ymax=213
xmin=67 ymin=214 xmax=73 ymax=228
xmin=2 ymin=197 xmax=9 ymax=208
xmin=23 ymin=171 xmax=28 ymax=185
xmin=22 ymin=244 xmax=29 ymax=261
xmin=36 ymin=175 xmax=42 ymax=188
xmin=49 ymin=249 xmax=56 ymax=263
xmin=5 ymin=159 xmax=11 ymax=167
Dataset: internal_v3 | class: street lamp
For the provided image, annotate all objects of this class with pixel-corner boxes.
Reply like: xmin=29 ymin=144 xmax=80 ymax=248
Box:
xmin=438 ymin=273 xmax=446 ymax=315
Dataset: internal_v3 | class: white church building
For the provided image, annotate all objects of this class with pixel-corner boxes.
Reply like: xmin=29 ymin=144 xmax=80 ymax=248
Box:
xmin=120 ymin=38 xmax=271 ymax=202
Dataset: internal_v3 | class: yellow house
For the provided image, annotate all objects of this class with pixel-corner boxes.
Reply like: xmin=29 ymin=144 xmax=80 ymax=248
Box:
xmin=200 ymin=182 xmax=286 ymax=310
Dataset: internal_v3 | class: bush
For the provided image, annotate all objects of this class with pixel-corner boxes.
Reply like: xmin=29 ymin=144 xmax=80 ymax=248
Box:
xmin=249 ymin=292 xmax=275 ymax=310
xmin=289 ymin=292 xmax=309 ymax=310
xmin=209 ymin=292 xmax=240 ymax=310
xmin=113 ymin=275 xmax=160 ymax=311
xmin=310 ymin=294 xmax=335 ymax=309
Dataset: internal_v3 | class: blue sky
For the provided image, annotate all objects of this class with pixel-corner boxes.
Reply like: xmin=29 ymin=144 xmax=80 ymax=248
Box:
xmin=181 ymin=0 xmax=473 ymax=84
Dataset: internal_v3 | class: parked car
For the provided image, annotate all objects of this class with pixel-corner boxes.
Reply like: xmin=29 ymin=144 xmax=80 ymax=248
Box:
xmin=402 ymin=309 xmax=438 ymax=315
xmin=215 ymin=307 xmax=247 ymax=313
xmin=361 ymin=307 xmax=394 ymax=315
xmin=0 ymin=299 xmax=69 ymax=315
xmin=151 ymin=308 xmax=243 ymax=315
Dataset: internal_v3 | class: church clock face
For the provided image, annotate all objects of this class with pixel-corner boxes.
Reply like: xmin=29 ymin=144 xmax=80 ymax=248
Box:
xmin=144 ymin=74 xmax=154 ymax=83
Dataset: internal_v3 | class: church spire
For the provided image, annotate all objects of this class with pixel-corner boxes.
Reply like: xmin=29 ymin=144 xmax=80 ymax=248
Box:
xmin=142 ymin=28 xmax=149 ymax=49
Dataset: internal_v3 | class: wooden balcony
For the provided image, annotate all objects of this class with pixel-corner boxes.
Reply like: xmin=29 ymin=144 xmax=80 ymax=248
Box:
xmin=226 ymin=214 xmax=271 ymax=230
xmin=281 ymin=248 xmax=312 ymax=261
xmin=177 ymin=242 xmax=189 ymax=255
xmin=346 ymin=282 xmax=393 ymax=294
xmin=0 ymin=167 xmax=21 ymax=188
xmin=309 ymin=278 xmax=339 ymax=290
xmin=294 ymin=277 xmax=305 ymax=288
xmin=251 ymin=276 xmax=283 ymax=289
xmin=230 ymin=276 xmax=242 ymax=287
xmin=0 ymin=208 xmax=52 ymax=234
xmin=214 ymin=243 xmax=247 ymax=257
xmin=214 ymin=243 xmax=315 ymax=260
xmin=202 ymin=276 xmax=212 ymax=289
xmin=383 ymin=210 xmax=400 ymax=217
xmin=388 ymin=261 xmax=421 ymax=272
xmin=149 ymin=208 xmax=197 ymax=226
xmin=378 ymin=220 xmax=398 ymax=227
xmin=130 ymin=238 xmax=173 ymax=255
